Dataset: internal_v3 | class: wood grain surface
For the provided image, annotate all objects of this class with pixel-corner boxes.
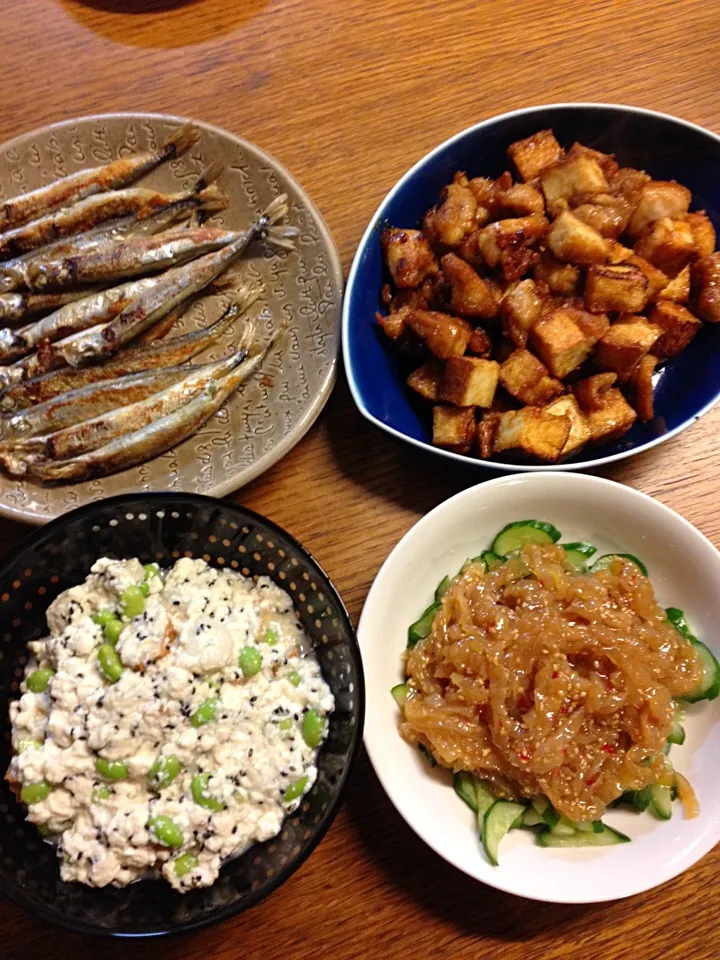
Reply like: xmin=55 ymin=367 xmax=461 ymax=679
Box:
xmin=1 ymin=0 xmax=720 ymax=955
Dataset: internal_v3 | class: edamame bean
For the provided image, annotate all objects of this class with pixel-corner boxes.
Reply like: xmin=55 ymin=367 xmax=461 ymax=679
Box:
xmin=261 ymin=627 xmax=278 ymax=645
xmin=27 ymin=669 xmax=54 ymax=693
xmin=279 ymin=718 xmax=293 ymax=732
xmin=190 ymin=773 xmax=225 ymax=812
xmin=18 ymin=738 xmax=41 ymax=752
xmin=288 ymin=671 xmax=301 ymax=687
xmin=92 ymin=609 xmax=116 ymax=627
xmin=95 ymin=757 xmax=128 ymax=780
xmin=302 ymin=709 xmax=325 ymax=748
xmin=92 ymin=786 xmax=111 ymax=802
xmin=148 ymin=755 xmax=182 ymax=791
xmin=174 ymin=851 xmax=198 ymax=877
xmin=98 ymin=643 xmax=123 ymax=683
xmin=119 ymin=585 xmax=146 ymax=620
xmin=283 ymin=775 xmax=308 ymax=803
xmin=147 ymin=814 xmax=184 ymax=848
xmin=139 ymin=581 xmax=150 ymax=597
xmin=190 ymin=698 xmax=218 ymax=728
xmin=144 ymin=563 xmax=160 ymax=580
xmin=103 ymin=619 xmax=124 ymax=646
xmin=239 ymin=646 xmax=262 ymax=678
xmin=21 ymin=780 xmax=51 ymax=805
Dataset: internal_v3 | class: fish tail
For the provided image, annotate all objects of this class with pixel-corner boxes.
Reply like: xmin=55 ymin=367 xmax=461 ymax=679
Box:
xmin=195 ymin=184 xmax=229 ymax=214
xmin=193 ymin=160 xmax=224 ymax=193
xmin=266 ymin=226 xmax=297 ymax=251
xmin=162 ymin=122 xmax=200 ymax=158
xmin=260 ymin=194 xmax=289 ymax=231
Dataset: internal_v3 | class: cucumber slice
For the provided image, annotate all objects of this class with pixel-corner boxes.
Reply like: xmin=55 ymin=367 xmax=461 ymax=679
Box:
xmin=418 ymin=744 xmax=436 ymax=767
xmin=480 ymin=550 xmax=502 ymax=571
xmin=453 ymin=772 xmax=478 ymax=812
xmin=390 ymin=683 xmax=407 ymax=708
xmin=482 ymin=800 xmax=527 ymax=865
xmin=591 ymin=553 xmax=648 ymax=577
xmin=521 ymin=807 xmax=544 ymax=827
xmin=561 ymin=541 xmax=597 ymax=558
xmin=562 ymin=549 xmax=591 ymax=572
xmin=434 ymin=575 xmax=451 ymax=603
xmin=631 ymin=787 xmax=652 ymax=812
xmin=531 ymin=795 xmax=560 ymax=829
xmin=666 ymin=607 xmax=695 ymax=641
xmin=683 ymin=640 xmax=720 ymax=702
xmin=667 ymin=719 xmax=685 ymax=746
xmin=407 ymin=602 xmax=439 ymax=648
xmin=492 ymin=520 xmax=562 ymax=558
xmin=550 ymin=816 xmax=578 ymax=837
xmin=538 ymin=824 xmax=630 ymax=847
xmin=592 ymin=820 xmax=604 ymax=834
xmin=475 ymin=780 xmax=497 ymax=838
xmin=648 ymin=784 xmax=673 ymax=820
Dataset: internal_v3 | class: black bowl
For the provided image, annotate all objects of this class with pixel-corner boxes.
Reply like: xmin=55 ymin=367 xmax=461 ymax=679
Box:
xmin=0 ymin=494 xmax=364 ymax=937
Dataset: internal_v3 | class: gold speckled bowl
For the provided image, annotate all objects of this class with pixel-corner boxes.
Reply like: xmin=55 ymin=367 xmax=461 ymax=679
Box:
xmin=0 ymin=114 xmax=343 ymax=524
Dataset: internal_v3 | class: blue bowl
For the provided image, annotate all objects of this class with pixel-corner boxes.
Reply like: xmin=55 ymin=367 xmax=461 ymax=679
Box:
xmin=342 ymin=103 xmax=720 ymax=471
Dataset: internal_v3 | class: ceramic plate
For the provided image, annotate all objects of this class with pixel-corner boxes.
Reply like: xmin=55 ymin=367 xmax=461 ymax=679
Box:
xmin=0 ymin=113 xmax=342 ymax=524
xmin=358 ymin=473 xmax=720 ymax=903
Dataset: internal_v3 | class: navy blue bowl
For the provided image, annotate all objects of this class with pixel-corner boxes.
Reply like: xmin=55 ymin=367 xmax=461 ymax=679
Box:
xmin=342 ymin=103 xmax=720 ymax=471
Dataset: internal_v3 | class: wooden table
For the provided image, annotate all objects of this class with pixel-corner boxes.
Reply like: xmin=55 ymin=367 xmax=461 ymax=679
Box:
xmin=2 ymin=0 xmax=720 ymax=956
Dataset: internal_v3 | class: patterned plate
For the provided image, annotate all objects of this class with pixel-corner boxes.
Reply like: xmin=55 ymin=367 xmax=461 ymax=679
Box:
xmin=0 ymin=113 xmax=342 ymax=524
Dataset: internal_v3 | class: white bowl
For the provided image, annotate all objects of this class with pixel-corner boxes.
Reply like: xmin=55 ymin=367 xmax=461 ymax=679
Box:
xmin=358 ymin=473 xmax=720 ymax=903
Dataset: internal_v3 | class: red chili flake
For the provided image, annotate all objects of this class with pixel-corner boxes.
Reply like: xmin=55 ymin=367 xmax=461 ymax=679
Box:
xmin=552 ymin=671 xmax=559 ymax=679
xmin=516 ymin=692 xmax=533 ymax=713
xmin=602 ymin=744 xmax=616 ymax=754
xmin=586 ymin=775 xmax=597 ymax=787
xmin=560 ymin=704 xmax=569 ymax=715
xmin=259 ymin=375 xmax=274 ymax=387
xmin=517 ymin=746 xmax=532 ymax=763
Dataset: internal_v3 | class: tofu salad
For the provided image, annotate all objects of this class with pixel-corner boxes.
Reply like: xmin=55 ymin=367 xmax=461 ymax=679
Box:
xmin=7 ymin=557 xmax=334 ymax=892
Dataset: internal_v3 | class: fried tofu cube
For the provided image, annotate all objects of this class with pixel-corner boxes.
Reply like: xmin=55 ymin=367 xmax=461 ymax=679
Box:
xmin=659 ymin=264 xmax=691 ymax=303
xmin=475 ymin=415 xmax=499 ymax=459
xmin=540 ymin=154 xmax=609 ymax=215
xmin=566 ymin=142 xmax=619 ymax=180
xmin=594 ymin=318 xmax=662 ymax=380
xmin=381 ymin=228 xmax=438 ymax=289
xmin=432 ymin=404 xmax=475 ymax=452
xmin=544 ymin=395 xmax=591 ymax=456
xmin=609 ymin=167 xmax=651 ymax=207
xmin=571 ymin=308 xmax=610 ymax=343
xmin=693 ymin=253 xmax=720 ymax=321
xmin=634 ymin=217 xmax=696 ymax=276
xmin=498 ymin=182 xmax=546 ymax=217
xmin=439 ymin=357 xmax=499 ymax=408
xmin=533 ymin=249 xmax=581 ymax=295
xmin=376 ymin=308 xmax=407 ymax=341
xmin=583 ymin=388 xmax=637 ymax=443
xmin=499 ymin=349 xmax=563 ymax=405
xmin=628 ymin=181 xmax=691 ymax=237
xmin=493 ymin=408 xmax=571 ymax=462
xmin=508 ymin=129 xmax=563 ymax=182
xmin=407 ymin=359 xmax=444 ymax=401
xmin=648 ymin=300 xmax=702 ymax=357
xmin=572 ymin=194 xmax=632 ymax=239
xmin=467 ymin=326 xmax=492 ymax=357
xmin=546 ymin=210 xmax=610 ymax=264
xmin=625 ymin=253 xmax=668 ymax=300
xmin=502 ymin=278 xmax=545 ymax=347
xmin=423 ymin=181 xmax=479 ymax=247
xmin=584 ymin=264 xmax=648 ymax=313
xmin=530 ymin=308 xmax=594 ymax=378
xmin=572 ymin=373 xmax=617 ymax=411
xmin=628 ymin=354 xmax=660 ymax=422
xmin=440 ymin=253 xmax=499 ymax=319
xmin=686 ymin=211 xmax=717 ymax=258
xmin=608 ymin=242 xmax=634 ymax=264
xmin=403 ymin=309 xmax=473 ymax=359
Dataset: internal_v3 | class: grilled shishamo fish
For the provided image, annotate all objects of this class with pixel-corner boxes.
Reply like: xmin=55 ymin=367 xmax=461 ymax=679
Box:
xmin=4 ymin=335 xmax=276 ymax=481
xmin=0 ymin=292 xmax=259 ymax=407
xmin=0 ymin=122 xmax=199 ymax=233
